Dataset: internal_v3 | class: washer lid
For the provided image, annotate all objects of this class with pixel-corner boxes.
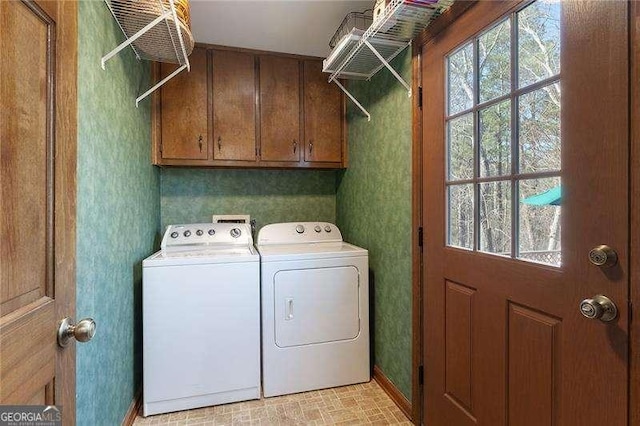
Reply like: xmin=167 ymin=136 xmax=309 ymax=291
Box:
xmin=143 ymin=245 xmax=259 ymax=267
xmin=257 ymin=242 xmax=367 ymax=262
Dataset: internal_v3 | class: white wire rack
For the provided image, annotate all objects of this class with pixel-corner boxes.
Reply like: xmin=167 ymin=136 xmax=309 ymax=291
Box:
xmin=102 ymin=0 xmax=193 ymax=107
xmin=324 ymin=0 xmax=454 ymax=120
xmin=323 ymin=29 xmax=408 ymax=80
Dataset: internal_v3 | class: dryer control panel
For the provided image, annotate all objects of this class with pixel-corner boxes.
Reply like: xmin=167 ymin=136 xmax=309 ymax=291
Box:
xmin=257 ymin=222 xmax=343 ymax=245
xmin=161 ymin=223 xmax=253 ymax=252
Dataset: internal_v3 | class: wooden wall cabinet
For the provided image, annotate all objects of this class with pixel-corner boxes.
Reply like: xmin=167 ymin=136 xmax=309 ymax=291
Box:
xmin=152 ymin=46 xmax=346 ymax=169
xmin=158 ymin=47 xmax=208 ymax=161
xmin=259 ymin=55 xmax=301 ymax=163
xmin=303 ymin=60 xmax=343 ymax=163
xmin=212 ymin=50 xmax=257 ymax=162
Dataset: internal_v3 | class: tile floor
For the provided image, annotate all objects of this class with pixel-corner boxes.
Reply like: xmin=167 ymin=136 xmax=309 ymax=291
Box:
xmin=134 ymin=380 xmax=411 ymax=425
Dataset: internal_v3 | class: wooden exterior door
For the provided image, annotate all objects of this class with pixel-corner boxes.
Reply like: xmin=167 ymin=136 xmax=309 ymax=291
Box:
xmin=259 ymin=55 xmax=301 ymax=162
xmin=159 ymin=47 xmax=208 ymax=161
xmin=0 ymin=0 xmax=77 ymax=423
xmin=303 ymin=60 xmax=343 ymax=163
xmin=422 ymin=1 xmax=629 ymax=425
xmin=212 ymin=50 xmax=257 ymax=162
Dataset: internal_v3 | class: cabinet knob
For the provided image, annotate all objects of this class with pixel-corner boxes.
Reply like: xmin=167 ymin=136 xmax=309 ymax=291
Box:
xmin=293 ymin=139 xmax=297 ymax=154
xmin=198 ymin=135 xmax=203 ymax=152
xmin=309 ymin=140 xmax=313 ymax=155
xmin=217 ymin=136 xmax=222 ymax=151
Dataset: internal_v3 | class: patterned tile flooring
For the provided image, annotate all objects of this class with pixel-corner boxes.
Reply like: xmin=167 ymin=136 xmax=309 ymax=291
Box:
xmin=134 ymin=380 xmax=411 ymax=425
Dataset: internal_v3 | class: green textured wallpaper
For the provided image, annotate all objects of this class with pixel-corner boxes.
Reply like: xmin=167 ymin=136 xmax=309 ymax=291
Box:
xmin=160 ymin=168 xmax=336 ymax=233
xmin=76 ymin=1 xmax=159 ymax=425
xmin=336 ymin=50 xmax=413 ymax=399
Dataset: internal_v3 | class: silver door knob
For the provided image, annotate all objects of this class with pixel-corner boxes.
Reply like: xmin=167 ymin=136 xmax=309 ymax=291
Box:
xmin=579 ymin=295 xmax=618 ymax=322
xmin=588 ymin=245 xmax=618 ymax=267
xmin=57 ymin=317 xmax=96 ymax=347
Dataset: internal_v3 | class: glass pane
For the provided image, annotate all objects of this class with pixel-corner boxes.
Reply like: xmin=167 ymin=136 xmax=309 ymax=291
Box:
xmin=518 ymin=0 xmax=561 ymax=88
xmin=519 ymin=83 xmax=561 ymax=174
xmin=447 ymin=114 xmax=474 ymax=181
xmin=479 ymin=181 xmax=512 ymax=256
xmin=518 ymin=177 xmax=561 ymax=266
xmin=479 ymin=100 xmax=511 ymax=177
xmin=448 ymin=184 xmax=474 ymax=250
xmin=479 ymin=19 xmax=511 ymax=103
xmin=448 ymin=43 xmax=474 ymax=115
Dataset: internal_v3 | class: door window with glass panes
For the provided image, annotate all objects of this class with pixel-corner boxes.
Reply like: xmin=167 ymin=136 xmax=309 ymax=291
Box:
xmin=446 ymin=1 xmax=561 ymax=266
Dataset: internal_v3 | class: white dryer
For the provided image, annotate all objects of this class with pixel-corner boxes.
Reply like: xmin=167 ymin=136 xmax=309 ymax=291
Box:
xmin=142 ymin=223 xmax=260 ymax=416
xmin=257 ymin=222 xmax=370 ymax=397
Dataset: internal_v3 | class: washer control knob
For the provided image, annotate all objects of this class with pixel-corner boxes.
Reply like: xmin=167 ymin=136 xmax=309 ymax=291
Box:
xmin=230 ymin=228 xmax=242 ymax=238
xmin=183 ymin=230 xmax=191 ymax=237
xmin=296 ymin=225 xmax=305 ymax=234
xmin=208 ymin=229 xmax=215 ymax=236
xmin=314 ymin=225 xmax=322 ymax=233
xmin=196 ymin=229 xmax=203 ymax=236
xmin=170 ymin=232 xmax=179 ymax=239
xmin=324 ymin=225 xmax=332 ymax=233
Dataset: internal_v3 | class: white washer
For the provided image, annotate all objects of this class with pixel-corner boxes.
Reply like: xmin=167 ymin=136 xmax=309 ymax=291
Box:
xmin=142 ymin=223 xmax=260 ymax=416
xmin=257 ymin=222 xmax=370 ymax=397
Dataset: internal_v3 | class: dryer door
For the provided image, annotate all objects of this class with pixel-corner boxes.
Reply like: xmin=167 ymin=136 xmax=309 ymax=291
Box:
xmin=274 ymin=266 xmax=360 ymax=347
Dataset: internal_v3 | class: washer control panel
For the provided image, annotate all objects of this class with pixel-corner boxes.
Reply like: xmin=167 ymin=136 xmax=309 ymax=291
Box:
xmin=161 ymin=223 xmax=252 ymax=251
xmin=257 ymin=222 xmax=342 ymax=245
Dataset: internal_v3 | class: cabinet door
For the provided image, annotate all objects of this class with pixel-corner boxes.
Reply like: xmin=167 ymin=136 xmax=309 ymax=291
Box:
xmin=160 ymin=47 xmax=208 ymax=160
xmin=303 ymin=60 xmax=343 ymax=163
xmin=259 ymin=56 xmax=301 ymax=162
xmin=212 ymin=50 xmax=257 ymax=161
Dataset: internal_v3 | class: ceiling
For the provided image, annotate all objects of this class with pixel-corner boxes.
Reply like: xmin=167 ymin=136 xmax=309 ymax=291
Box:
xmin=189 ymin=0 xmax=373 ymax=58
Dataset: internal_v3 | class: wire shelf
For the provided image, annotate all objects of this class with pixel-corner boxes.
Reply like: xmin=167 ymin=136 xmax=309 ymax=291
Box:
xmin=323 ymin=0 xmax=453 ymax=120
xmin=324 ymin=29 xmax=407 ymax=80
xmin=102 ymin=0 xmax=194 ymax=106
xmin=325 ymin=0 xmax=452 ymax=81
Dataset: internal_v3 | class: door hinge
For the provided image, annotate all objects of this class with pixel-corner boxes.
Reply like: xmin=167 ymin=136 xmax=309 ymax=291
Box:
xmin=418 ymin=365 xmax=424 ymax=385
xmin=418 ymin=227 xmax=424 ymax=247
xmin=418 ymin=86 xmax=423 ymax=110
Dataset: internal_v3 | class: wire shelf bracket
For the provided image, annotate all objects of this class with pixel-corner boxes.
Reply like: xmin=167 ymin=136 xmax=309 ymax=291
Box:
xmin=333 ymin=79 xmax=371 ymax=122
xmin=101 ymin=0 xmax=192 ymax=107
xmin=101 ymin=12 xmax=170 ymax=70
xmin=363 ymin=39 xmax=412 ymax=97
xmin=324 ymin=0 xmax=453 ymax=120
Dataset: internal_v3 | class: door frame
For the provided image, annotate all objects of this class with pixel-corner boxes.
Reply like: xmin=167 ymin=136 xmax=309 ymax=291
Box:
xmin=410 ymin=41 xmax=422 ymax=425
xmin=51 ymin=0 xmax=78 ymax=423
xmin=411 ymin=0 xmax=637 ymax=424
xmin=410 ymin=2 xmax=478 ymax=424
xmin=630 ymin=2 xmax=639 ymax=424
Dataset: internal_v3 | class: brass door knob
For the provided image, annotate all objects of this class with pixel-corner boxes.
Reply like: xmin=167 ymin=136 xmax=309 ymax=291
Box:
xmin=57 ymin=317 xmax=96 ymax=347
xmin=588 ymin=245 xmax=618 ymax=267
xmin=579 ymin=295 xmax=618 ymax=322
